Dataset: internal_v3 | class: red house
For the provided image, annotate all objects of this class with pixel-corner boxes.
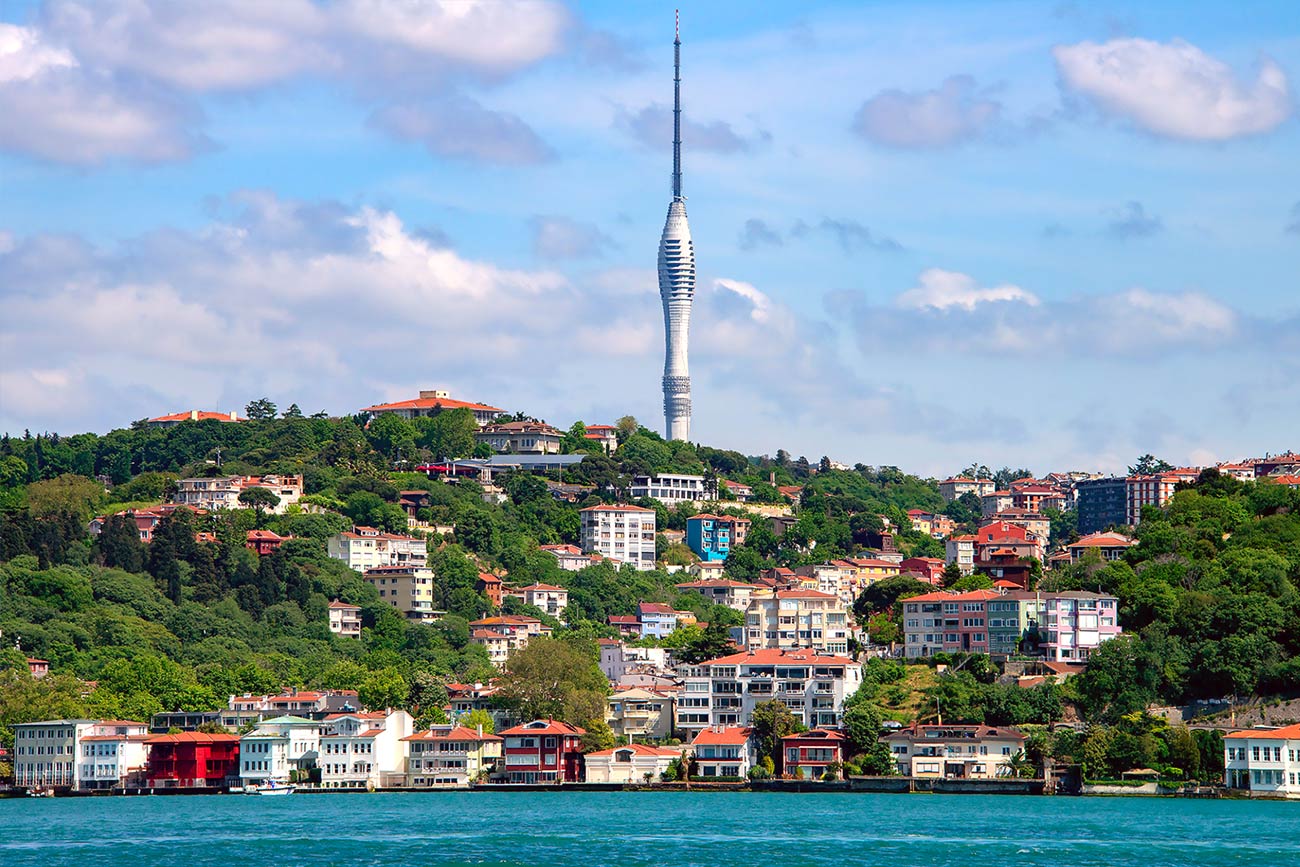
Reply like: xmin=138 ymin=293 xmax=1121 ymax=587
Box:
xmin=477 ymin=572 xmax=504 ymax=607
xmin=245 ymin=530 xmax=288 ymax=556
xmin=900 ymin=557 xmax=946 ymax=586
xmin=498 ymin=719 xmax=585 ymax=783
xmin=143 ymin=732 xmax=241 ymax=788
xmin=780 ymin=729 xmax=848 ymax=780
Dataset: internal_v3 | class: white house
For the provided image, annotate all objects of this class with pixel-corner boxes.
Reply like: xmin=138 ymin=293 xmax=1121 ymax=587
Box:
xmin=172 ymin=474 xmax=303 ymax=514
xmin=239 ymin=715 xmax=323 ymax=787
xmin=584 ymin=743 xmax=681 ymax=783
xmin=579 ymin=504 xmax=657 ymax=571
xmin=690 ymin=726 xmax=755 ymax=779
xmin=403 ymin=725 xmax=503 ymax=787
xmin=328 ymin=600 xmax=362 ymax=638
xmin=319 ymin=710 xmax=413 ymax=789
xmin=630 ymin=473 xmax=707 ymax=505
xmin=327 ymin=527 xmax=427 ymax=572
xmin=77 ymin=720 xmax=150 ymax=790
xmin=1224 ymin=724 xmax=1300 ymax=799
xmin=509 ymin=583 xmax=569 ymax=619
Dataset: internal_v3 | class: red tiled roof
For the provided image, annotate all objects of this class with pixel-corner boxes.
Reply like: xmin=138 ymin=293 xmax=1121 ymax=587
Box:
xmin=362 ymin=396 xmax=503 ymax=413
xmin=692 ymin=726 xmax=752 ymax=746
xmin=149 ymin=410 xmax=243 ymax=423
xmin=701 ymin=647 xmax=856 ymax=667
xmin=781 ymin=728 xmax=846 ymax=743
xmin=470 ymin=615 xmax=540 ymax=626
xmin=402 ymin=725 xmax=502 ymax=743
xmin=515 ymin=582 xmax=566 ymax=592
xmin=328 ymin=600 xmax=360 ymax=609
xmin=586 ymin=743 xmax=679 ymax=758
xmin=905 ymin=589 xmax=1004 ymax=603
xmin=638 ymin=602 xmax=677 ymax=615
xmin=675 ymin=578 xmax=756 ymax=589
xmin=1224 ymin=723 xmax=1300 ymax=740
xmin=580 ymin=504 xmax=656 ymax=513
xmin=500 ymin=719 xmax=585 ymax=737
xmin=773 ymin=589 xmax=838 ymax=600
xmin=143 ymin=732 xmax=240 ymax=744
xmin=1069 ymin=532 xmax=1136 ymax=548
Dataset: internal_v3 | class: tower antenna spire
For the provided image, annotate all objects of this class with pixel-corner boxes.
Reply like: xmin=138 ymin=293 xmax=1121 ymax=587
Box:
xmin=672 ymin=10 xmax=682 ymax=200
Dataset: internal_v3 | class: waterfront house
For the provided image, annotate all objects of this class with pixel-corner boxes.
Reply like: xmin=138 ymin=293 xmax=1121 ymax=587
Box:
xmin=781 ymin=729 xmax=847 ymax=780
xmin=143 ymin=731 xmax=241 ymax=788
xmin=403 ymin=724 xmax=503 ymax=787
xmin=239 ymin=715 xmax=323 ymax=786
xmin=584 ymin=744 xmax=681 ymax=784
xmin=498 ymin=719 xmax=586 ymax=783
xmin=606 ymin=686 xmax=678 ymax=740
xmin=11 ymin=719 xmax=97 ymax=788
xmin=319 ymin=709 xmax=413 ymax=789
xmin=883 ymin=724 xmax=1026 ymax=779
xmin=690 ymin=726 xmax=755 ymax=779
xmin=77 ymin=720 xmax=150 ymax=790
xmin=1223 ymin=724 xmax=1300 ymax=799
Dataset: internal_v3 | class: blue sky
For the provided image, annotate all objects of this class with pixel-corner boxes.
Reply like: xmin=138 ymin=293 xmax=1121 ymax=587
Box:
xmin=1 ymin=0 xmax=1297 ymax=476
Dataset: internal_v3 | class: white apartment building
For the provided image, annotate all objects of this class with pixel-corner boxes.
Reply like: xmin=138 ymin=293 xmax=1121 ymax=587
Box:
xmin=78 ymin=720 xmax=150 ymax=790
xmin=599 ymin=640 xmax=672 ymax=683
xmin=1224 ymin=724 xmax=1300 ymax=799
xmin=403 ymin=724 xmax=503 ymax=787
xmin=172 ymin=474 xmax=303 ymax=514
xmin=579 ymin=504 xmax=657 ymax=571
xmin=1125 ymin=468 xmax=1199 ymax=525
xmin=12 ymin=719 xmax=98 ymax=789
xmin=468 ymin=616 xmax=549 ymax=665
xmin=239 ymin=715 xmax=323 ymax=786
xmin=363 ymin=565 xmax=439 ymax=622
xmin=539 ymin=544 xmax=617 ymax=571
xmin=328 ymin=600 xmax=362 ymax=638
xmin=327 ymin=527 xmax=428 ymax=572
xmin=945 ymin=535 xmax=976 ymax=575
xmin=675 ymin=647 xmax=862 ymax=738
xmin=674 ymin=578 xmax=758 ymax=612
xmin=319 ymin=710 xmax=413 ymax=789
xmin=690 ymin=726 xmax=756 ymax=779
xmin=742 ymin=590 xmax=851 ymax=656
xmin=629 ymin=473 xmax=707 ymax=505
xmin=510 ymin=583 xmax=569 ymax=619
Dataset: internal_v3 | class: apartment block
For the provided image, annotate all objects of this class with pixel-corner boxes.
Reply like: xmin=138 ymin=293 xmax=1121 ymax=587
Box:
xmin=579 ymin=504 xmax=656 ymax=571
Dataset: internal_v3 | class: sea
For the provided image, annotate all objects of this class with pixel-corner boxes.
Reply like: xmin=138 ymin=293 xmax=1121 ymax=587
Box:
xmin=3 ymin=791 xmax=1297 ymax=867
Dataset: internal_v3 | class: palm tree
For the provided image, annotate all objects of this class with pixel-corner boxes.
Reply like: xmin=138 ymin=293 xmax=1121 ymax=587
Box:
xmin=1004 ymin=750 xmax=1033 ymax=778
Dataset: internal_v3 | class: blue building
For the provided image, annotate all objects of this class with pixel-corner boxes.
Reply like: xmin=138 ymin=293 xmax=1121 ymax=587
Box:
xmin=685 ymin=514 xmax=750 ymax=562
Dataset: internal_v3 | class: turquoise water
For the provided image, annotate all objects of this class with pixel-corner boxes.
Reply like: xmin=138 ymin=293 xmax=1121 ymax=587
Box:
xmin=4 ymin=791 xmax=1297 ymax=866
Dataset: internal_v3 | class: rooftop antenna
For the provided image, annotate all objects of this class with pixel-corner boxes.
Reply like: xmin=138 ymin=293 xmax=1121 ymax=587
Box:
xmin=672 ymin=9 xmax=682 ymax=200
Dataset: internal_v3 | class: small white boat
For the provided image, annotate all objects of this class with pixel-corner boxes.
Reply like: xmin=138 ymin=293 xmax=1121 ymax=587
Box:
xmin=244 ymin=780 xmax=296 ymax=796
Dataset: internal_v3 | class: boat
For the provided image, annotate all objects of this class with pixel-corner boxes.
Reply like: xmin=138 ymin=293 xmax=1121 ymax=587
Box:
xmin=244 ymin=780 xmax=296 ymax=796
xmin=27 ymin=786 xmax=55 ymax=798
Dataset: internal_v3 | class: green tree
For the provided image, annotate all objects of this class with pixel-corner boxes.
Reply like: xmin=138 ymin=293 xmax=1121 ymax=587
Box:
xmin=238 ymin=486 xmax=281 ymax=527
xmin=460 ymin=708 xmax=495 ymax=735
xmin=245 ymin=398 xmax=278 ymax=420
xmin=750 ymin=700 xmax=800 ymax=767
xmin=358 ymin=667 xmax=409 ymax=710
xmin=497 ymin=637 xmax=608 ymax=723
xmin=1128 ymin=454 xmax=1174 ymax=476
xmin=26 ymin=473 xmax=104 ymax=521
xmin=842 ymin=701 xmax=884 ymax=754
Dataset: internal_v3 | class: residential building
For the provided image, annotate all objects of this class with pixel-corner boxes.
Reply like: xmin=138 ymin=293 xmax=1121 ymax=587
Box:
xmin=498 ymin=719 xmax=585 ymax=783
xmin=1041 ymin=592 xmax=1122 ymax=662
xmin=474 ymin=421 xmax=564 ymax=455
xmin=77 ymin=720 xmax=150 ymax=790
xmin=607 ymin=686 xmax=678 ymax=740
xmin=981 ymin=490 xmax=1015 ymax=517
xmin=148 ymin=711 xmax=221 ymax=733
xmin=720 ymin=479 xmax=753 ymax=501
xmin=900 ymin=557 xmax=946 ymax=586
xmin=404 ymin=724 xmax=503 ymax=787
xmin=148 ymin=409 xmax=243 ymax=428
xmin=976 ymin=520 xmax=1045 ymax=562
xmin=1011 ymin=483 xmax=1065 ymax=514
xmin=974 ymin=549 xmax=1034 ymax=590
xmin=637 ymin=602 xmax=684 ymax=639
xmin=238 ymin=715 xmax=323 ymax=787
xmin=327 ymin=527 xmax=427 ymax=572
xmin=364 ymin=565 xmax=439 ymax=622
xmin=674 ymin=578 xmax=759 ymax=612
xmin=477 ymin=572 xmax=504 ymax=607
xmin=584 ymin=744 xmax=680 ymax=783
xmin=582 ymin=424 xmax=619 ymax=454
xmin=360 ymin=390 xmax=503 ymax=426
xmin=11 ymin=719 xmax=97 ymax=788
xmin=781 ymin=729 xmax=847 ymax=780
xmin=986 ymin=593 xmax=1042 ymax=657
xmin=901 ymin=589 xmax=1003 ymax=658
xmin=328 ymin=600 xmax=362 ymax=638
xmin=469 ymin=615 xmax=549 ymax=664
xmin=1066 ymin=532 xmax=1137 ymax=563
xmin=690 ymin=726 xmax=755 ymax=779
xmin=87 ymin=505 xmax=207 ymax=544
xmin=447 ymin=682 xmax=512 ymax=732
xmin=939 ymin=477 xmax=995 ymax=501
xmin=884 ymin=724 xmax=1027 ymax=778
xmin=225 ymin=689 xmax=361 ymax=726
xmin=172 ymin=474 xmax=303 ymax=514
xmin=685 ymin=513 xmax=751 ymax=562
xmin=245 ymin=529 xmax=288 ymax=555
xmin=742 ymin=590 xmax=851 ymax=655
xmin=1216 ymin=461 xmax=1257 ymax=481
xmin=471 ymin=628 xmax=512 ymax=665
xmin=675 ymin=647 xmax=863 ymax=737
xmin=1074 ymin=477 xmax=1129 ymax=533
xmin=945 ymin=535 xmax=976 ymax=575
xmin=1223 ymin=724 xmax=1300 ymax=799
xmin=319 ymin=709 xmax=413 ymax=789
xmin=598 ymin=641 xmax=672 ymax=683
xmin=629 ymin=473 xmax=707 ymax=505
xmin=143 ymin=732 xmax=241 ymax=788
xmin=1253 ymin=452 xmax=1300 ymax=477
xmin=989 ymin=508 xmax=1050 ymax=545
xmin=508 ymin=583 xmax=568 ymax=619
xmin=1126 ymin=468 xmax=1199 ymax=525
xmin=580 ymin=504 xmax=656 ymax=570
xmin=607 ymin=615 xmax=641 ymax=638
xmin=26 ymin=657 xmax=49 ymax=678
xmin=539 ymin=543 xmax=617 ymax=571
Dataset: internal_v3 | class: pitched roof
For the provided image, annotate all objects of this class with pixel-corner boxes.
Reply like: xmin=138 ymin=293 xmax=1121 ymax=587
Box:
xmin=904 ymin=589 xmax=1004 ymax=603
xmin=149 ymin=410 xmax=243 ymax=423
xmin=327 ymin=600 xmax=360 ymax=609
xmin=143 ymin=731 xmax=240 ymax=744
xmin=700 ymin=647 xmax=856 ymax=667
xmin=402 ymin=725 xmax=502 ymax=743
xmin=499 ymin=719 xmax=585 ymax=736
xmin=515 ymin=582 xmax=566 ymax=592
xmin=781 ymin=728 xmax=847 ymax=743
xmin=691 ymin=726 xmax=752 ymax=745
xmin=580 ymin=504 xmax=655 ymax=513
xmin=585 ymin=743 xmax=679 ymax=758
xmin=361 ymin=396 xmax=503 ymax=413
xmin=674 ymin=578 xmax=756 ymax=589
xmin=1068 ymin=532 xmax=1136 ymax=548
xmin=1224 ymin=723 xmax=1300 ymax=740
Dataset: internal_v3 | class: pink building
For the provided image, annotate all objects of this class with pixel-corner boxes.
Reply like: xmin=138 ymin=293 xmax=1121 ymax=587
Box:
xmin=1041 ymin=592 xmax=1121 ymax=662
xmin=901 ymin=589 xmax=1003 ymax=658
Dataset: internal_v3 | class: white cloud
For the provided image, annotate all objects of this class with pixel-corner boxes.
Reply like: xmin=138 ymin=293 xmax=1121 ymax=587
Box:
xmin=853 ymin=75 xmax=1001 ymax=148
xmin=1121 ymin=288 xmax=1236 ymax=340
xmin=531 ymin=216 xmax=615 ymax=259
xmin=1054 ymin=37 xmax=1293 ymax=141
xmin=896 ymin=268 xmax=1039 ymax=311
xmin=368 ymin=96 xmax=554 ymax=165
xmin=713 ymin=278 xmax=772 ymax=323
xmin=0 ymin=22 xmax=75 ymax=81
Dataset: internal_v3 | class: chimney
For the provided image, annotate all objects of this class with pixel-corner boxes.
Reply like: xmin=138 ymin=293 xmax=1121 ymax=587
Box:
xmin=190 ymin=409 xmax=198 ymax=421
xmin=477 ymin=724 xmax=484 ymax=738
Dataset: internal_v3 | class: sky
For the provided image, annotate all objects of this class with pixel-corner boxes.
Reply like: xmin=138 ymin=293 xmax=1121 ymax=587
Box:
xmin=1 ymin=0 xmax=1297 ymax=477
